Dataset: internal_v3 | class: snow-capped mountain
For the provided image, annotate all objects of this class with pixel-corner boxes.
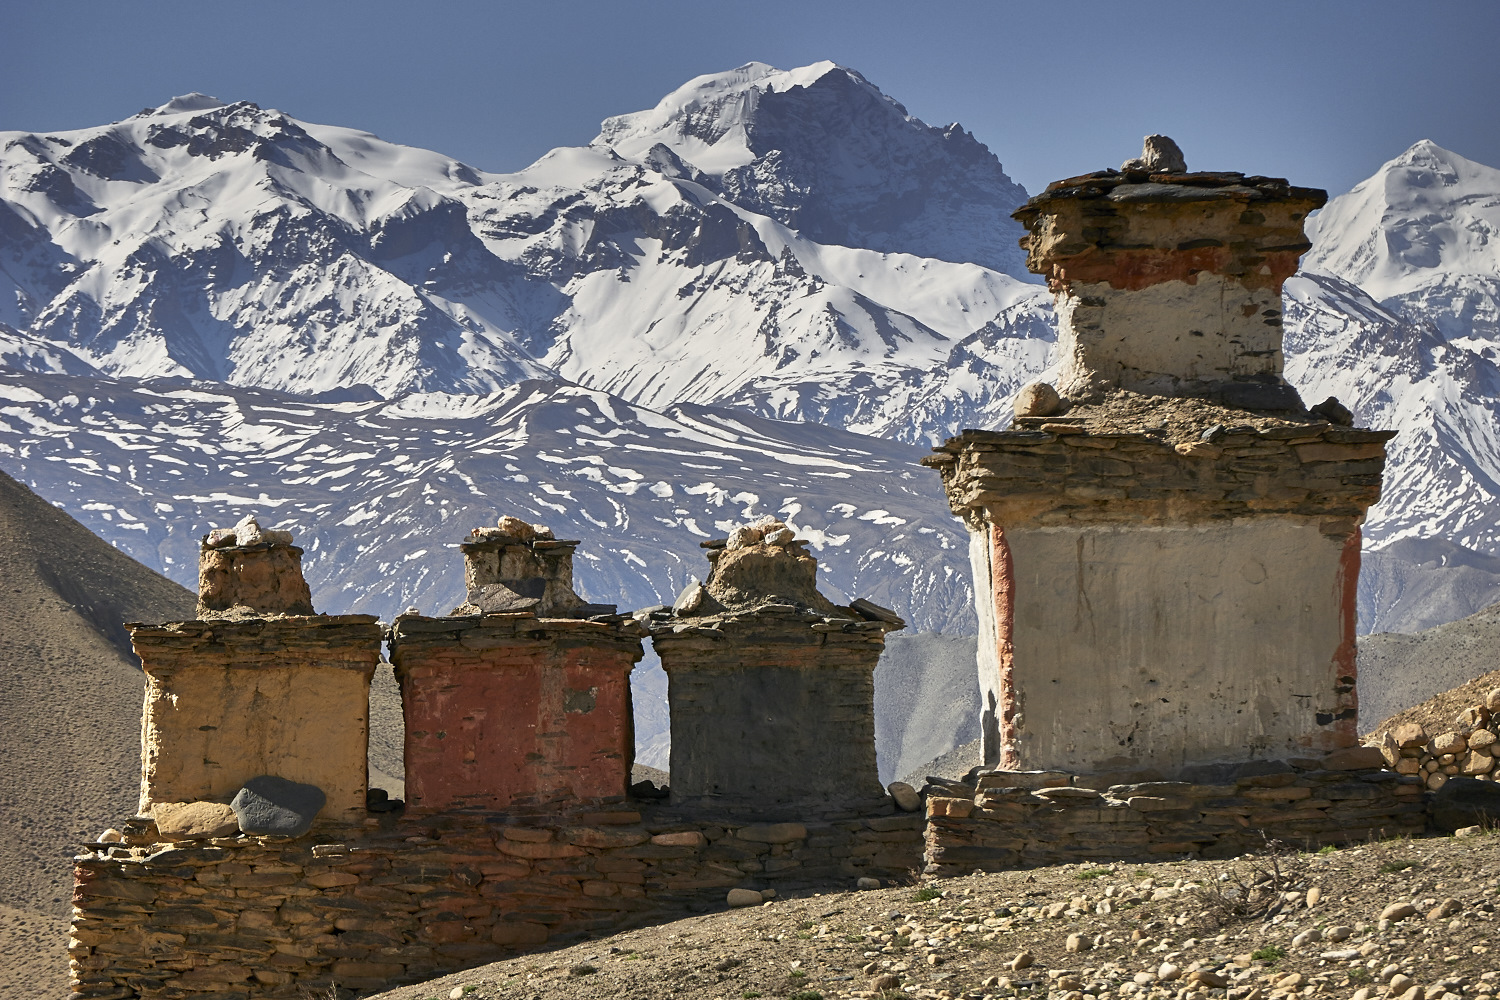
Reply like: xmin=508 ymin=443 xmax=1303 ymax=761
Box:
xmin=1304 ymin=141 xmax=1500 ymax=342
xmin=3 ymin=63 xmax=1500 ymax=637
xmin=1291 ymin=141 xmax=1500 ymax=630
xmin=591 ymin=61 xmax=1032 ymax=273
xmin=0 ymin=373 xmax=971 ymax=632
xmin=0 ymin=67 xmax=1049 ymax=441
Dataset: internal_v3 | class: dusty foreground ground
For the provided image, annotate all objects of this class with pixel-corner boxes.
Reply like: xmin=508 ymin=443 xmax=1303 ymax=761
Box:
xmin=372 ymin=832 xmax=1500 ymax=1000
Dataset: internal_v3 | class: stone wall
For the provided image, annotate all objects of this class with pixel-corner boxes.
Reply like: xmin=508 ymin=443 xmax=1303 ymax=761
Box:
xmin=927 ymin=420 xmax=1385 ymax=772
xmin=131 ymin=616 xmax=383 ymax=824
xmin=69 ymin=805 xmax=925 ymax=999
xmin=388 ymin=612 xmax=646 ymax=813
xmin=921 ymin=758 xmax=1425 ymax=879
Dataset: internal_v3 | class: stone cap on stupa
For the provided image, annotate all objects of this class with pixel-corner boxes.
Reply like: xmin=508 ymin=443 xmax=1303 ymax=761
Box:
xmin=921 ymin=139 xmax=1391 ymax=532
xmin=196 ymin=514 xmax=315 ymax=618
xmin=451 ymin=515 xmax=616 ymax=617
xmin=640 ymin=516 xmax=904 ymax=634
xmin=1011 ymin=135 xmax=1327 ymax=410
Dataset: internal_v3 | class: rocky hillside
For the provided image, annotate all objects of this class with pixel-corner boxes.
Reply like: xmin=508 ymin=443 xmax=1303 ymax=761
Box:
xmin=367 ymin=836 xmax=1500 ymax=1000
xmin=1359 ymin=601 xmax=1500 ymax=733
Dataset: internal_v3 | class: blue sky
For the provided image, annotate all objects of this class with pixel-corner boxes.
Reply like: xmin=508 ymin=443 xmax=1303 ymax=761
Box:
xmin=4 ymin=0 xmax=1498 ymax=198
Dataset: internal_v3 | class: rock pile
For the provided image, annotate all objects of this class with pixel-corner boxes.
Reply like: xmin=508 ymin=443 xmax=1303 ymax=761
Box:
xmin=452 ymin=516 xmax=615 ymax=617
xmin=1377 ymin=687 xmax=1500 ymax=790
xmin=196 ymin=514 xmax=314 ymax=617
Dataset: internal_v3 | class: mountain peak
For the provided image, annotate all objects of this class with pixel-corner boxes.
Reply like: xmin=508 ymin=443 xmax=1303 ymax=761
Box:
xmin=1303 ymin=140 xmax=1500 ymax=347
xmin=593 ymin=61 xmax=881 ymax=165
xmin=589 ymin=60 xmax=1028 ymax=274
xmin=152 ymin=93 xmax=229 ymax=116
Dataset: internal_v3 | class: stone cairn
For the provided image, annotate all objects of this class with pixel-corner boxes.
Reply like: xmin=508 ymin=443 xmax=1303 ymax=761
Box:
xmin=924 ymin=137 xmax=1393 ymax=778
xmin=198 ymin=513 xmax=314 ymax=617
xmin=644 ymin=515 xmax=907 ymax=817
xmin=129 ymin=516 xmax=382 ymax=834
xmin=1377 ymin=687 xmax=1500 ymax=790
xmin=387 ymin=517 xmax=646 ymax=813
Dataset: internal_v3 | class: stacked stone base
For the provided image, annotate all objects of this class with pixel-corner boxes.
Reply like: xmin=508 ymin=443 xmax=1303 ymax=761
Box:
xmin=69 ymin=804 xmax=923 ymax=999
xmin=923 ymin=765 xmax=1426 ymax=878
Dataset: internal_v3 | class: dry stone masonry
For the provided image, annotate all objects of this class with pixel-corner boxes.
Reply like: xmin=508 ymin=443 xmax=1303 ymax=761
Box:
xmin=921 ymin=754 xmax=1425 ymax=878
xmin=70 ymin=809 xmax=923 ymax=999
xmin=73 ymin=515 xmax=923 ymax=1000
xmin=1373 ymin=689 xmax=1500 ymax=833
xmin=645 ymin=517 xmax=905 ymax=817
xmin=926 ymin=139 xmax=1393 ymax=776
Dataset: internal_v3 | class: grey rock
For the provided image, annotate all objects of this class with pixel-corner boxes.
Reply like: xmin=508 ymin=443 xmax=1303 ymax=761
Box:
xmin=673 ymin=578 xmax=706 ymax=615
xmin=1430 ymin=777 xmax=1500 ymax=832
xmin=462 ymin=581 xmax=542 ymax=613
xmin=232 ymin=514 xmax=266 ymax=547
xmin=1311 ymin=395 xmax=1355 ymax=426
xmin=230 ymin=775 xmax=326 ymax=837
xmin=726 ymin=887 xmax=763 ymax=907
xmin=851 ymin=598 xmax=905 ymax=627
xmin=365 ymin=787 xmax=402 ymax=814
xmin=1013 ymin=382 xmax=1062 ymax=418
xmin=764 ymin=526 xmax=796 ymax=546
xmin=1121 ymin=134 xmax=1187 ymax=174
xmin=888 ymin=781 xmax=922 ymax=811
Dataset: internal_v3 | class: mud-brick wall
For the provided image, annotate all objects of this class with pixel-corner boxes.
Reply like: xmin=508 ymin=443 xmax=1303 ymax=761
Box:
xmin=923 ymin=763 xmax=1426 ymax=878
xmin=69 ymin=807 xmax=924 ymax=999
xmin=388 ymin=613 xmax=646 ymax=813
xmin=654 ymin=616 xmax=890 ymax=816
xmin=131 ymin=615 xmax=383 ymax=823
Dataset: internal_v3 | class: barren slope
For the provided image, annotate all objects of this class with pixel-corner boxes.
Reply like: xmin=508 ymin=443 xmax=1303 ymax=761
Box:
xmin=0 ymin=471 xmax=195 ymax=999
xmin=1359 ymin=602 xmax=1500 ymax=735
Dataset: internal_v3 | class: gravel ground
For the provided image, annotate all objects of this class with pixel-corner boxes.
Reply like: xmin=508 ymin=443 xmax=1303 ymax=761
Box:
xmin=370 ymin=831 xmax=1500 ymax=1000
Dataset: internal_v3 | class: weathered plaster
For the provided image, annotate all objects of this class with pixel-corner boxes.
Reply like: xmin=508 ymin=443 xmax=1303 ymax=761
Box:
xmin=1054 ymin=275 xmax=1284 ymax=399
xmin=389 ymin=614 xmax=644 ymax=813
xmin=994 ymin=517 xmax=1357 ymax=772
xmin=133 ymin=617 xmax=382 ymax=823
xmin=968 ymin=525 xmax=1002 ymax=767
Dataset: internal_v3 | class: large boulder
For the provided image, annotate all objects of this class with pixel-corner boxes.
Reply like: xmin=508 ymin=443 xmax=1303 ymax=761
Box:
xmin=230 ymin=775 xmax=327 ymax=837
xmin=1430 ymin=777 xmax=1500 ymax=832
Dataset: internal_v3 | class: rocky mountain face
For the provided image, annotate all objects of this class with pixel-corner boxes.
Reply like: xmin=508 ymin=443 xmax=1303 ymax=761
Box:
xmin=1292 ymin=142 xmax=1500 ymax=629
xmin=1 ymin=64 xmax=1498 ymax=639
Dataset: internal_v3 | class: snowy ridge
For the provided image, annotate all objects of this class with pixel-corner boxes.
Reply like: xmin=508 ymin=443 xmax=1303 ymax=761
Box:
xmin=0 ymin=374 xmax=972 ymax=632
xmin=0 ymin=66 xmax=1046 ymax=438
xmin=592 ymin=61 xmax=1033 ymax=273
xmin=1304 ymin=140 xmax=1500 ymax=341
xmin=3 ymin=65 xmax=1500 ymax=637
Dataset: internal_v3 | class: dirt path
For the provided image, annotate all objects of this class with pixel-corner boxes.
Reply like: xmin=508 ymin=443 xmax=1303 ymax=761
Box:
xmin=371 ymin=832 xmax=1500 ymax=1000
